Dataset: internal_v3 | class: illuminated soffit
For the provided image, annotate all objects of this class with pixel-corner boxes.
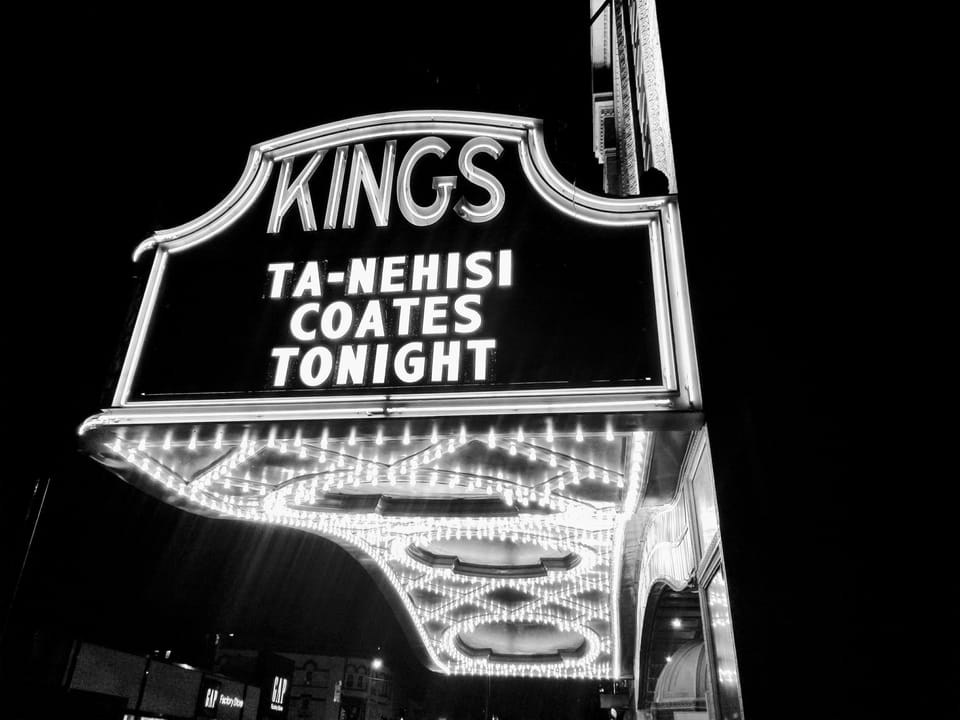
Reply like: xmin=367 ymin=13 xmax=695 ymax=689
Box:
xmin=82 ymin=419 xmax=650 ymax=678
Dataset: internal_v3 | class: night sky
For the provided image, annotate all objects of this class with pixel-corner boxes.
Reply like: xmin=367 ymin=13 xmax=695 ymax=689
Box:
xmin=3 ymin=4 xmax=878 ymax=718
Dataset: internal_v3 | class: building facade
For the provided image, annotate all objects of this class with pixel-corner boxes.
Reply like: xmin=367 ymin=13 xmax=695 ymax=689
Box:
xmin=215 ymin=650 xmax=403 ymax=720
xmin=53 ymin=640 xmax=265 ymax=719
xmin=590 ymin=2 xmax=744 ymax=718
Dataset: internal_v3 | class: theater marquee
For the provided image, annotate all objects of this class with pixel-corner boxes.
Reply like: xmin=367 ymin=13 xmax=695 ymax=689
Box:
xmin=92 ymin=111 xmax=698 ymax=427
xmin=79 ymin=112 xmax=704 ymax=681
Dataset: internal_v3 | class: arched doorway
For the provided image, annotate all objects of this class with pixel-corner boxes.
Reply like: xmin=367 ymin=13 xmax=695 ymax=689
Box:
xmin=650 ymin=640 xmax=708 ymax=718
xmin=636 ymin=583 xmax=703 ymax=715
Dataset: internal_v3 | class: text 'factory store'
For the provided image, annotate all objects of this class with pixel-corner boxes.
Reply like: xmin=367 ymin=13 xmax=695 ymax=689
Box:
xmin=77 ymin=3 xmax=745 ymax=719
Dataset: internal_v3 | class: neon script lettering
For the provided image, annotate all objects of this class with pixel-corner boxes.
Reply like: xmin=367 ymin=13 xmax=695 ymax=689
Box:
xmin=267 ymin=137 xmax=505 ymax=232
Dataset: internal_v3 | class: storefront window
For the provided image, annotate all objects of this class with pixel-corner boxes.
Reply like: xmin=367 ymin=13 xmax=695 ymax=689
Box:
xmin=706 ymin=567 xmax=743 ymax=719
xmin=692 ymin=442 xmax=720 ymax=551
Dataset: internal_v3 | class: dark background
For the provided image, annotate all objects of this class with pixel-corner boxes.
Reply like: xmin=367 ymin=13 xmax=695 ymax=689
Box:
xmin=3 ymin=4 xmax=878 ymax=718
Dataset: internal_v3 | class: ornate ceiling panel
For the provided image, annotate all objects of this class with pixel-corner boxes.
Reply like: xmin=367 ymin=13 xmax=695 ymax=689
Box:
xmin=81 ymin=418 xmax=653 ymax=678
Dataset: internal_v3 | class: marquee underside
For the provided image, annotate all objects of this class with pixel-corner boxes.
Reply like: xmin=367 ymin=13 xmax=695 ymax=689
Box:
xmin=80 ymin=413 xmax=698 ymax=679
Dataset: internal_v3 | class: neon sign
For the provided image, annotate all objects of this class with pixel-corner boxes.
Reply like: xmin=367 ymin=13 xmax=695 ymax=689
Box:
xmin=267 ymin=136 xmax=505 ymax=232
xmin=102 ymin=111 xmax=698 ymax=421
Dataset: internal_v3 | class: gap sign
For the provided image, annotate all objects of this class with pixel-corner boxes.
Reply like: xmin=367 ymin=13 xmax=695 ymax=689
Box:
xmin=117 ymin=113 xmax=681 ymax=411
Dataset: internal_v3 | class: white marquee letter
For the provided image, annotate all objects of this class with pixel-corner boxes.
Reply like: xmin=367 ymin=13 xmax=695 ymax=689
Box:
xmin=498 ymin=249 xmax=513 ymax=286
xmin=466 ymin=338 xmax=496 ymax=381
xmin=392 ymin=297 xmax=420 ymax=335
xmin=422 ymin=296 xmax=449 ymax=335
xmin=267 ymin=262 xmax=295 ymax=298
xmin=271 ymin=347 xmax=299 ymax=386
xmin=290 ymin=302 xmax=320 ymax=341
xmin=343 ymin=141 xmax=397 ymax=228
xmin=347 ymin=257 xmax=378 ymax=296
xmin=411 ymin=253 xmax=440 ymax=292
xmin=394 ymin=342 xmax=425 ymax=383
xmin=380 ymin=256 xmax=406 ymax=293
xmin=299 ymin=346 xmax=333 ymax=387
xmin=431 ymin=340 xmax=461 ymax=382
xmin=397 ymin=137 xmax=457 ymax=226
xmin=445 ymin=252 xmax=461 ymax=290
xmin=292 ymin=262 xmax=323 ymax=297
xmin=454 ymin=137 xmax=504 ymax=223
xmin=355 ymin=300 xmax=386 ymax=338
xmin=453 ymin=294 xmax=482 ymax=334
xmin=336 ymin=345 xmax=368 ymax=385
xmin=268 ymin=150 xmax=325 ymax=233
xmin=323 ymin=145 xmax=349 ymax=229
xmin=372 ymin=344 xmax=390 ymax=384
xmin=465 ymin=251 xmax=493 ymax=289
xmin=320 ymin=301 xmax=354 ymax=340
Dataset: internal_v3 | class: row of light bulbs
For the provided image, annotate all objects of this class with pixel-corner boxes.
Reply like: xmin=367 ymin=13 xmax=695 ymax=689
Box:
xmin=107 ymin=420 xmax=622 ymax=452
xmin=188 ymin=430 xmax=627 ymax=514
xmin=100 ymin=429 xmax=650 ymax=678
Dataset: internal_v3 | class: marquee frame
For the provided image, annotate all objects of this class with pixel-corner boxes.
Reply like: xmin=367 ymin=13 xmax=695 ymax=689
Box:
xmin=82 ymin=111 xmax=699 ymax=435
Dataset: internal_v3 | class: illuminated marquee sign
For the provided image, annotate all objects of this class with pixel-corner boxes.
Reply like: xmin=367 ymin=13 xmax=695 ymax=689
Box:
xmin=264 ymin=250 xmax=509 ymax=389
xmin=81 ymin=111 xmax=703 ymax=682
xmin=108 ymin=111 xmax=699 ymax=421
